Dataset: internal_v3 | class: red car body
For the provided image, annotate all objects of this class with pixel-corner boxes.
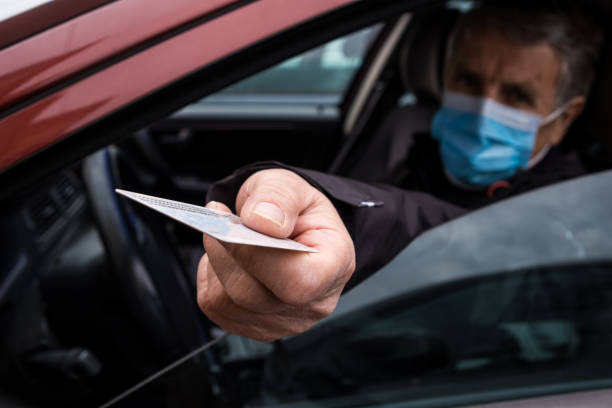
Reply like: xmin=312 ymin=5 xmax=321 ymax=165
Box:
xmin=2 ymin=1 xmax=612 ymax=408
xmin=0 ymin=0 xmax=354 ymax=171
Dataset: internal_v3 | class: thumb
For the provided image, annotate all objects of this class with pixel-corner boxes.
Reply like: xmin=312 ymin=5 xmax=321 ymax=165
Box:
xmin=236 ymin=169 xmax=315 ymax=238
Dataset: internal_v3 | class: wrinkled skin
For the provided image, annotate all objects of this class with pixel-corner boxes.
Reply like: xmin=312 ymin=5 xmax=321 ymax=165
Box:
xmin=197 ymin=169 xmax=355 ymax=341
xmin=445 ymin=25 xmax=586 ymax=156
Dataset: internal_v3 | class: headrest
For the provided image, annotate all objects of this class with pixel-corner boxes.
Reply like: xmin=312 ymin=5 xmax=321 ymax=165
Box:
xmin=398 ymin=10 xmax=459 ymax=104
xmin=564 ymin=34 xmax=612 ymax=170
xmin=583 ymin=47 xmax=612 ymax=146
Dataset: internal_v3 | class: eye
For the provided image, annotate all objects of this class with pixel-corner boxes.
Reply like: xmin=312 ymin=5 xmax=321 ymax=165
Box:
xmin=504 ymin=86 xmax=535 ymax=108
xmin=455 ymin=72 xmax=483 ymax=92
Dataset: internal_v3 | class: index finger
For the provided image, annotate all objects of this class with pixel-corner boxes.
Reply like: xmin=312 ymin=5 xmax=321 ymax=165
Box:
xmin=222 ymin=225 xmax=355 ymax=306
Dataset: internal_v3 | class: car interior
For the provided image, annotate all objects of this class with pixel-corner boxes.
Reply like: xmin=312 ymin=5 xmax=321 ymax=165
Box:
xmin=1 ymin=0 xmax=612 ymax=407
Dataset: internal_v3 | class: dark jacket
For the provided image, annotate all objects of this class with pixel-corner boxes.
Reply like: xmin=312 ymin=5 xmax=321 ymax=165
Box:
xmin=386 ymin=133 xmax=588 ymax=209
xmin=207 ymin=137 xmax=587 ymax=290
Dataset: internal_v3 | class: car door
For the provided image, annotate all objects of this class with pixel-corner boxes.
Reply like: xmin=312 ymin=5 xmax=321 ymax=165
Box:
xmin=0 ymin=0 xmax=370 ymax=198
xmin=0 ymin=2 xmax=441 ymax=407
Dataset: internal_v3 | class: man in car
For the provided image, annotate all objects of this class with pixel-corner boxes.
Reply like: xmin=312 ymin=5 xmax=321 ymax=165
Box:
xmin=196 ymin=1 xmax=603 ymax=341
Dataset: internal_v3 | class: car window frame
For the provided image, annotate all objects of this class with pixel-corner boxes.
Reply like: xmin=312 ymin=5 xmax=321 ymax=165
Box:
xmin=0 ymin=0 xmax=443 ymax=203
xmin=174 ymin=23 xmax=386 ymax=123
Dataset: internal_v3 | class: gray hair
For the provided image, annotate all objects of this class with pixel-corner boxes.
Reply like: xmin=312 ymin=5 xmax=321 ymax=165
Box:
xmin=447 ymin=1 xmax=604 ymax=106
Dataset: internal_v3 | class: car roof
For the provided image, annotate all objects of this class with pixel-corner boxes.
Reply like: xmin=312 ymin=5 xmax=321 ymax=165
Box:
xmin=333 ymin=169 xmax=612 ymax=318
xmin=0 ymin=0 xmax=357 ymax=174
xmin=0 ymin=0 xmax=114 ymax=50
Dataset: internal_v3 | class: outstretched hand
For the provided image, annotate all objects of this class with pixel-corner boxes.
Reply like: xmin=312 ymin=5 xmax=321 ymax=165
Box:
xmin=197 ymin=169 xmax=355 ymax=341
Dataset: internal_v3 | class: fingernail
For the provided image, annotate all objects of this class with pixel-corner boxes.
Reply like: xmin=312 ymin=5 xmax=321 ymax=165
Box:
xmin=207 ymin=201 xmax=224 ymax=211
xmin=253 ymin=202 xmax=284 ymax=226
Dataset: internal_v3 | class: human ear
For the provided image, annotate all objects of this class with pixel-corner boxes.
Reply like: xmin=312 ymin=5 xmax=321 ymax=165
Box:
xmin=548 ymin=95 xmax=586 ymax=146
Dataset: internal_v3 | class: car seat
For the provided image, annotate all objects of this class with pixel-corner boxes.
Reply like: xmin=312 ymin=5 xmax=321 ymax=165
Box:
xmin=341 ymin=9 xmax=458 ymax=183
xmin=566 ymin=30 xmax=612 ymax=171
xmin=343 ymin=6 xmax=612 ymax=184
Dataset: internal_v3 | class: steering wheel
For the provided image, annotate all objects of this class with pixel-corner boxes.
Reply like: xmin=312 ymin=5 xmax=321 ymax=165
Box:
xmin=82 ymin=146 xmax=217 ymax=406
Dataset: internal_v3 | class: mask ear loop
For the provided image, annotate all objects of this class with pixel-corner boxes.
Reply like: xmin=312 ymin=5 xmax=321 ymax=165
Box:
xmin=527 ymin=101 xmax=571 ymax=169
xmin=540 ymin=101 xmax=570 ymax=127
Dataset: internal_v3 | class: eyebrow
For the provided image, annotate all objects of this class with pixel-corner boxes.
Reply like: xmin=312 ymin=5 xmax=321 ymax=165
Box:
xmin=451 ymin=65 xmax=538 ymax=107
xmin=451 ymin=66 xmax=483 ymax=85
xmin=501 ymin=82 xmax=537 ymax=107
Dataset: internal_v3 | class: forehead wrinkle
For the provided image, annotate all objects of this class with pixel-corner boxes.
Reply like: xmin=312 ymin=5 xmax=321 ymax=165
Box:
xmin=447 ymin=25 xmax=562 ymax=110
xmin=501 ymin=81 xmax=536 ymax=96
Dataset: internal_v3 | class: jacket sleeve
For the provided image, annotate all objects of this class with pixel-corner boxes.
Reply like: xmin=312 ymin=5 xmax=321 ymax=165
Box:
xmin=206 ymin=161 xmax=467 ymax=291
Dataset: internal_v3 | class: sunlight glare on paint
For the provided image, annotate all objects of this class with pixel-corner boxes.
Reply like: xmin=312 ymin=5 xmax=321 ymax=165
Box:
xmin=0 ymin=0 xmax=54 ymax=23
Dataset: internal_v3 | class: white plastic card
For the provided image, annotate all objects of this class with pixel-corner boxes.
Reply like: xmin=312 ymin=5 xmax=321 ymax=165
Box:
xmin=115 ymin=189 xmax=318 ymax=253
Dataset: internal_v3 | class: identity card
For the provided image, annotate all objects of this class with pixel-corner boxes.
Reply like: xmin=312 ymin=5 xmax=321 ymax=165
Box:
xmin=115 ymin=189 xmax=318 ymax=253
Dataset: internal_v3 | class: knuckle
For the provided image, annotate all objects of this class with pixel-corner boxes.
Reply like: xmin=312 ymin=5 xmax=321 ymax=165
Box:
xmin=343 ymin=250 xmax=357 ymax=280
xmin=231 ymin=320 xmax=281 ymax=342
xmin=259 ymin=184 xmax=300 ymax=211
xmin=336 ymin=235 xmax=357 ymax=281
xmin=197 ymin=293 xmax=214 ymax=316
xmin=197 ymin=253 xmax=207 ymax=269
xmin=256 ymin=168 xmax=300 ymax=183
xmin=252 ymin=321 xmax=303 ymax=342
xmin=275 ymin=272 xmax=321 ymax=306
xmin=226 ymin=244 xmax=258 ymax=274
xmin=197 ymin=290 xmax=207 ymax=310
xmin=197 ymin=286 xmax=216 ymax=315
xmin=283 ymin=318 xmax=319 ymax=338
xmin=202 ymin=235 xmax=220 ymax=256
xmin=282 ymin=326 xmax=303 ymax=339
xmin=196 ymin=261 xmax=209 ymax=308
xmin=252 ymin=170 xmax=308 ymax=205
xmin=249 ymin=329 xmax=280 ymax=343
xmin=228 ymin=289 xmax=258 ymax=310
xmin=310 ymin=300 xmax=336 ymax=320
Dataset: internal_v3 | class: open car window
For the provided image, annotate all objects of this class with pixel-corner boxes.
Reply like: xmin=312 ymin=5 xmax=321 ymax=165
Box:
xmin=175 ymin=24 xmax=382 ymax=121
xmin=217 ymin=25 xmax=380 ymax=96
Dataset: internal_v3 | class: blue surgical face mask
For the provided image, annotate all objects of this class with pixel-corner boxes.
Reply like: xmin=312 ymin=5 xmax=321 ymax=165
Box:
xmin=432 ymin=91 xmax=566 ymax=187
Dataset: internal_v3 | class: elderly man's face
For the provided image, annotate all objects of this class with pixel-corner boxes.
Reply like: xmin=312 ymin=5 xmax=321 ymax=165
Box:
xmin=443 ymin=25 xmax=581 ymax=156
